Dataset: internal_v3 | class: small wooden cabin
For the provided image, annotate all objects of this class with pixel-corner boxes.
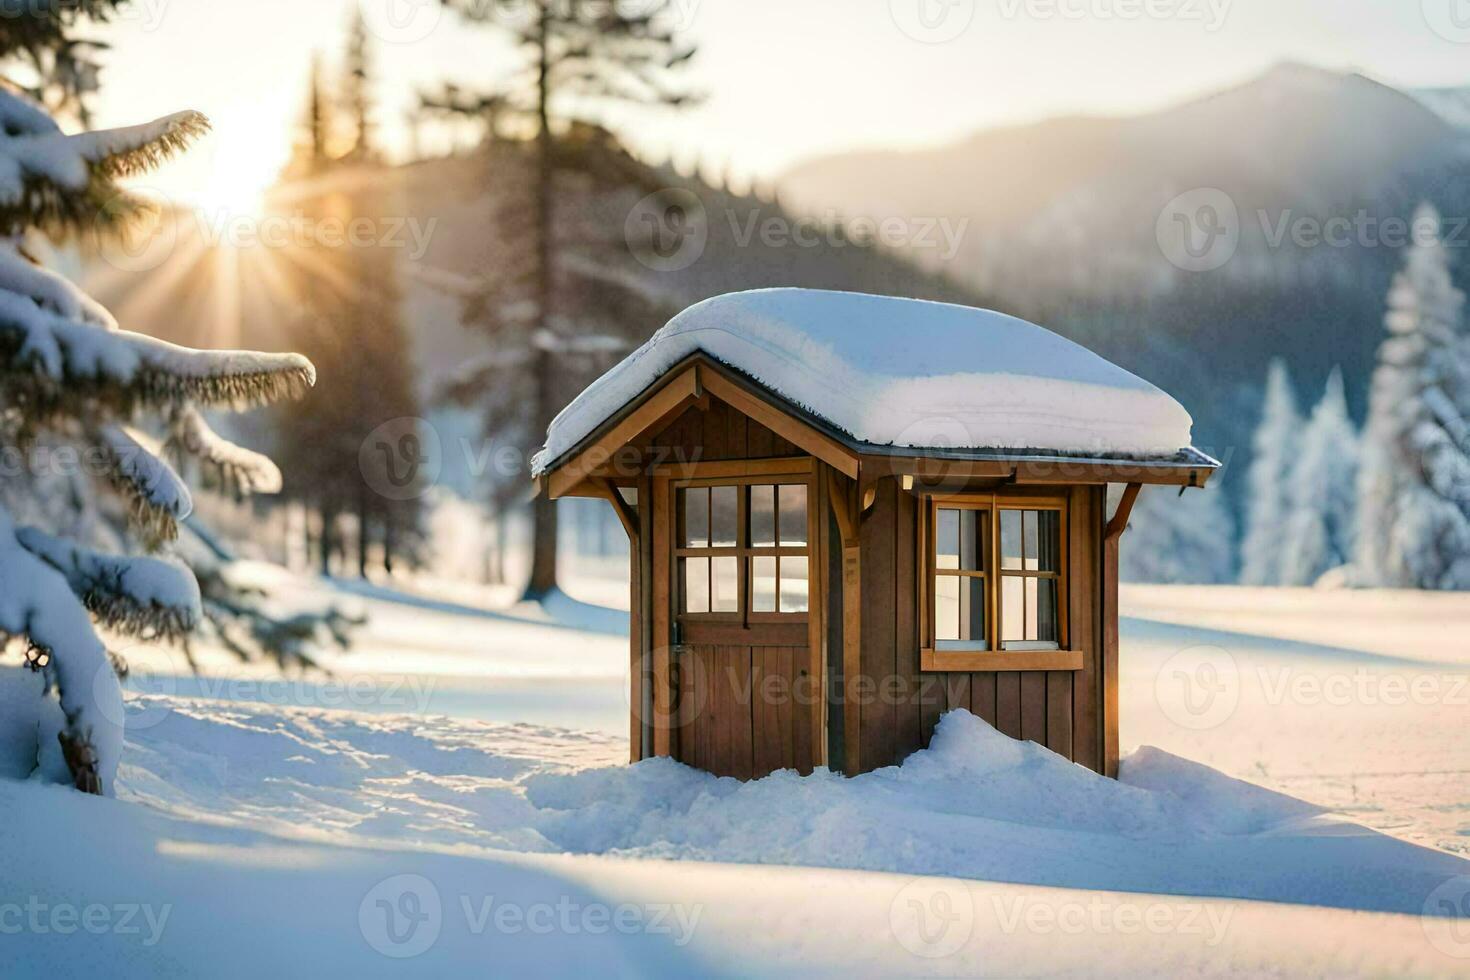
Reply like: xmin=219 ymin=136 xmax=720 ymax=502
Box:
xmin=533 ymin=289 xmax=1218 ymax=779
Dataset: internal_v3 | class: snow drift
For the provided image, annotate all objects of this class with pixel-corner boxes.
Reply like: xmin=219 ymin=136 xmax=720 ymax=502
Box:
xmin=117 ymin=699 xmax=1465 ymax=916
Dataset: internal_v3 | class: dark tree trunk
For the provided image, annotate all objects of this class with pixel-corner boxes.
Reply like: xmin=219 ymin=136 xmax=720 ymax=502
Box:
xmin=357 ymin=488 xmax=370 ymax=579
xmin=383 ymin=511 xmax=395 ymax=575
xmin=319 ymin=504 xmax=334 ymax=578
xmin=522 ymin=13 xmax=559 ymax=603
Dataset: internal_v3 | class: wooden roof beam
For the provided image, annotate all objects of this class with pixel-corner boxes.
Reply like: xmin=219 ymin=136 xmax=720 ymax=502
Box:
xmin=546 ymin=364 xmax=705 ymax=499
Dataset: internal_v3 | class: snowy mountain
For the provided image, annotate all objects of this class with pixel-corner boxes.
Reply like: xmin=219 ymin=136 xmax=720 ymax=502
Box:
xmin=781 ymin=62 xmax=1460 ymax=302
xmin=781 ymin=63 xmax=1470 ymax=472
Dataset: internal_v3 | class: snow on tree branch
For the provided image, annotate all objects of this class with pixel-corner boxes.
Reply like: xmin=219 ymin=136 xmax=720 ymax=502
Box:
xmin=15 ymin=525 xmax=200 ymax=639
xmin=166 ymin=405 xmax=283 ymax=497
xmin=0 ymin=295 xmax=315 ymax=416
xmin=0 ymin=92 xmax=210 ymax=233
xmin=0 ymin=240 xmax=116 ymax=328
xmin=96 ymin=424 xmax=192 ymax=543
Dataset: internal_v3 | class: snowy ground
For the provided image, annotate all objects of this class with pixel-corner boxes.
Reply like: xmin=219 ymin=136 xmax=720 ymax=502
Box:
xmin=2 ymin=570 xmax=1469 ymax=976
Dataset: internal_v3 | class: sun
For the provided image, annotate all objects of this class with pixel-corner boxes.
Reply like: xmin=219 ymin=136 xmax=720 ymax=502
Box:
xmin=187 ymin=107 xmax=290 ymax=220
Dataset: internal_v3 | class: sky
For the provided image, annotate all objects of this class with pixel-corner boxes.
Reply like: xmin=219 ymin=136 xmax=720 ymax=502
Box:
xmin=88 ymin=0 xmax=1470 ymax=210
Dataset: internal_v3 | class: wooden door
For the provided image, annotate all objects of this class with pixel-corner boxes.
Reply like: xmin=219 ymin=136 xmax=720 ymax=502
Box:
xmin=667 ymin=462 xmax=821 ymax=778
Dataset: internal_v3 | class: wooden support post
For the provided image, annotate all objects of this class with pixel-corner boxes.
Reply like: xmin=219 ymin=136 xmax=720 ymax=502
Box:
xmin=810 ymin=470 xmax=829 ymax=770
xmin=637 ymin=475 xmax=656 ymax=761
xmin=651 ymin=475 xmax=673 ymax=757
xmin=827 ymin=466 xmax=862 ymax=775
xmin=592 ymin=479 xmax=645 ymax=763
xmin=1100 ymin=482 xmax=1141 ymax=777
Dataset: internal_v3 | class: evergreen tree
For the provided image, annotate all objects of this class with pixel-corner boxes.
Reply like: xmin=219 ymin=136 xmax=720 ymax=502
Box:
xmin=431 ymin=0 xmax=697 ymax=600
xmin=273 ymin=31 xmax=424 ymax=578
xmin=341 ymin=10 xmax=376 ymax=163
xmin=1239 ymin=358 xmax=1300 ymax=585
xmin=0 ymin=89 xmax=313 ymax=794
xmin=0 ymin=0 xmax=125 ymax=122
xmin=1279 ymin=369 xmax=1359 ymax=586
xmin=1354 ymin=203 xmax=1470 ymax=589
xmin=1120 ymin=484 xmax=1236 ymax=585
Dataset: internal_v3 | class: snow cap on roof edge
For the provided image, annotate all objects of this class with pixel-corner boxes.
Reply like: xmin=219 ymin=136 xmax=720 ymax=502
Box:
xmin=533 ymin=288 xmax=1196 ymax=475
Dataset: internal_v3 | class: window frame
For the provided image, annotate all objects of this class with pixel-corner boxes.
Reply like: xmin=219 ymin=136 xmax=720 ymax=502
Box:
xmin=674 ymin=472 xmax=815 ymax=625
xmin=920 ymin=492 xmax=1081 ymax=672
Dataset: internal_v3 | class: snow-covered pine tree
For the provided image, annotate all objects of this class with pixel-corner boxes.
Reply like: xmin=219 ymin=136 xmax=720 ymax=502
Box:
xmin=428 ymin=0 xmax=697 ymax=600
xmin=1354 ymin=203 xmax=1470 ymax=589
xmin=1239 ymin=358 xmax=1300 ymax=585
xmin=0 ymin=88 xmax=313 ymax=794
xmin=1120 ymin=484 xmax=1236 ymax=585
xmin=1278 ymin=369 xmax=1359 ymax=586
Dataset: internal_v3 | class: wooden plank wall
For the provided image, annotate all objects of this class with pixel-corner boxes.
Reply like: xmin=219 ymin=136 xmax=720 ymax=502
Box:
xmin=674 ymin=644 xmax=815 ymax=780
xmin=853 ymin=478 xmax=1103 ymax=774
xmin=650 ymin=399 xmax=801 ymax=462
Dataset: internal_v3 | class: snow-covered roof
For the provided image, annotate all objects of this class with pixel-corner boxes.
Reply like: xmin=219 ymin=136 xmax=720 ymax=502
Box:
xmin=534 ymin=288 xmax=1206 ymax=475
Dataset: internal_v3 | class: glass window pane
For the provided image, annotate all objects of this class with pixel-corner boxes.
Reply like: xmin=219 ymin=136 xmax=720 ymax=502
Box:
xmin=778 ymin=485 xmax=808 ymax=547
xmin=1025 ymin=577 xmax=1039 ymax=636
xmin=1001 ymin=510 xmax=1023 ymax=570
xmin=959 ymin=576 xmax=986 ymax=643
xmin=681 ymin=488 xmax=708 ymax=548
xmin=712 ymin=556 xmax=738 ymax=612
xmin=682 ymin=557 xmax=709 ymax=613
xmin=1001 ymin=575 xmax=1024 ymax=643
xmin=1023 ymin=510 xmax=1039 ymax=571
xmin=752 ymin=556 xmax=777 ymax=612
xmin=960 ymin=509 xmax=985 ymax=571
xmin=710 ymin=485 xmax=738 ymax=547
xmin=1037 ymin=510 xmax=1061 ymax=573
xmin=779 ymin=556 xmax=809 ymax=613
xmin=937 ymin=508 xmax=960 ymax=570
xmin=1035 ymin=577 xmax=1059 ymax=643
xmin=750 ymin=485 xmax=776 ymax=547
xmin=935 ymin=576 xmax=959 ymax=641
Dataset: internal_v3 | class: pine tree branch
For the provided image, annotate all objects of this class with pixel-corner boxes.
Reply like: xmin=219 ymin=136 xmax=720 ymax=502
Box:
xmin=95 ymin=424 xmax=192 ymax=544
xmin=15 ymin=526 xmax=201 ymax=639
xmin=165 ymin=405 xmax=284 ymax=498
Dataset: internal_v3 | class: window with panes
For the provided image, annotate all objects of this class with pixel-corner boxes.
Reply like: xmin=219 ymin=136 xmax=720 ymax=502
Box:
xmin=927 ymin=496 xmax=1066 ymax=652
xmin=677 ymin=481 xmax=810 ymax=617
